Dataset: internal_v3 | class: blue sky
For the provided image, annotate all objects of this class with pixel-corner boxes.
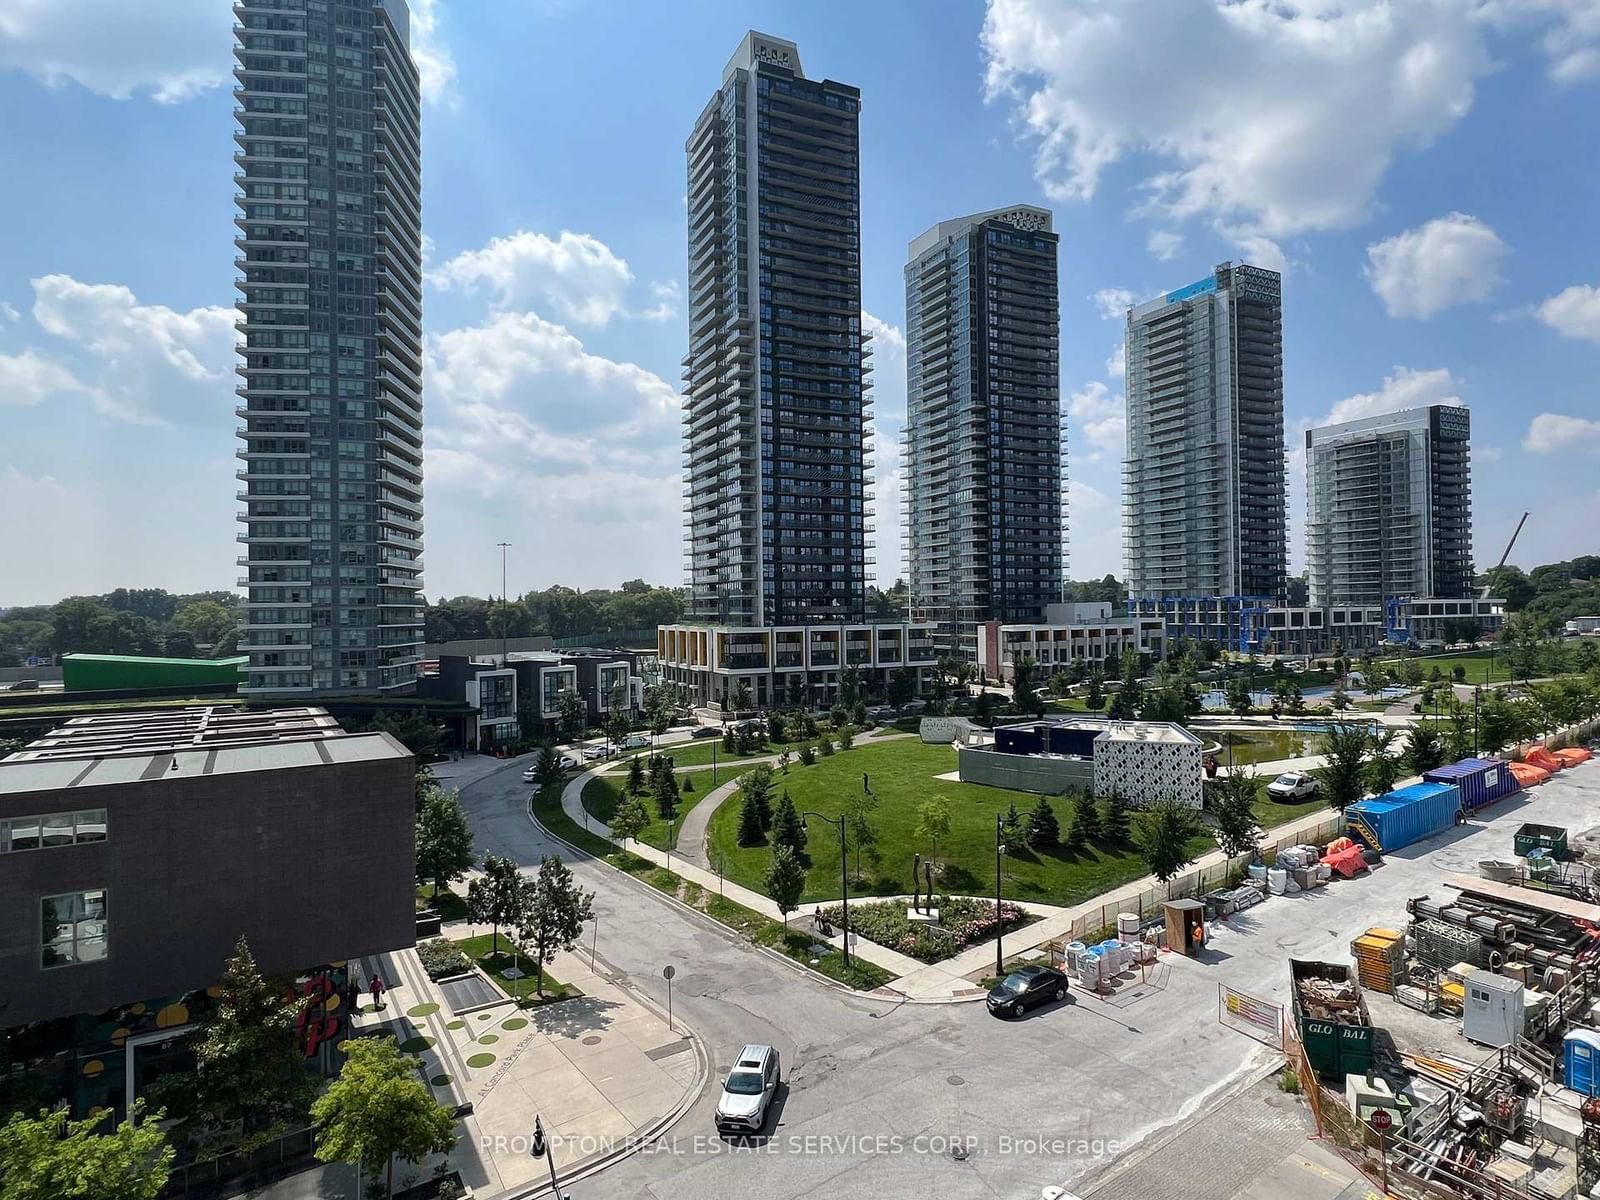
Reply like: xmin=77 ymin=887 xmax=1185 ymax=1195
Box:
xmin=2 ymin=0 xmax=1598 ymax=607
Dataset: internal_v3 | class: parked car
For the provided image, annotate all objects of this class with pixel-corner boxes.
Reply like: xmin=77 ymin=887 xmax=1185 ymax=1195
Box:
xmin=623 ymin=733 xmax=651 ymax=749
xmin=521 ymin=766 xmax=538 ymax=783
xmin=1267 ymin=771 xmax=1319 ymax=801
xmin=715 ymin=1044 xmax=781 ymax=1134
xmin=691 ymin=726 xmax=722 ymax=739
xmin=558 ymin=753 xmax=579 ymax=770
xmin=986 ymin=965 xmax=1070 ymax=1018
xmin=581 ymin=743 xmax=611 ymax=761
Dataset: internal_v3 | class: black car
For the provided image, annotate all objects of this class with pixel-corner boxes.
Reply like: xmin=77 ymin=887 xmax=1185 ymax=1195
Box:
xmin=986 ymin=965 xmax=1070 ymax=1018
xmin=691 ymin=726 xmax=722 ymax=739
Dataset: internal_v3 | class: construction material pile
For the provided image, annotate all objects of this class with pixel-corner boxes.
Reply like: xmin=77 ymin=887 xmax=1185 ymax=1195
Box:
xmin=1296 ymin=972 xmax=1366 ymax=1026
xmin=1351 ymin=927 xmax=1406 ymax=994
xmin=1411 ymin=918 xmax=1487 ymax=971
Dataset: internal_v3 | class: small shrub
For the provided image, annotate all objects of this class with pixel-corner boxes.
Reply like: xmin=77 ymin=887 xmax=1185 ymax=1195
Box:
xmin=418 ymin=938 xmax=472 ymax=980
xmin=1277 ymin=1067 xmax=1300 ymax=1095
xmin=798 ymin=744 xmax=817 ymax=766
xmin=818 ymin=737 xmax=835 ymax=757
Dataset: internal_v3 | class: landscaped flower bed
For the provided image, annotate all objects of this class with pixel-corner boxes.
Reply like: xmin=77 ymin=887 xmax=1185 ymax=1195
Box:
xmin=814 ymin=895 xmax=1037 ymax=964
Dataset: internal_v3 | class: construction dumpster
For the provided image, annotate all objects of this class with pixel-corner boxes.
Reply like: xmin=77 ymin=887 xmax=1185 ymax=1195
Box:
xmin=1423 ymin=758 xmax=1521 ymax=813
xmin=1291 ymin=960 xmax=1375 ymax=1079
xmin=1513 ymin=823 xmax=1569 ymax=860
xmin=1346 ymin=782 xmax=1462 ymax=853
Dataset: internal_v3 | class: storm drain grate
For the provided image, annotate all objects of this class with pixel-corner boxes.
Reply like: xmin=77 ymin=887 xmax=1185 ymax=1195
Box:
xmin=645 ymin=1039 xmax=692 ymax=1061
xmin=437 ymin=974 xmax=501 ymax=1012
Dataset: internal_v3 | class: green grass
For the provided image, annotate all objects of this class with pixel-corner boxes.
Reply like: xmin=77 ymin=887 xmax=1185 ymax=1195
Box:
xmin=706 ymin=739 xmax=1210 ymax=907
xmin=602 ymin=736 xmax=811 ymax=771
xmin=529 ymin=785 xmax=618 ymax=857
xmin=452 ymin=933 xmax=576 ymax=1006
xmin=1244 ymin=778 xmax=1331 ymax=830
xmin=708 ymin=895 xmax=895 ymax=989
xmin=1044 ymin=697 xmax=1098 ymax=713
xmin=580 ymin=774 xmax=710 ymax=850
xmin=415 ymin=884 xmax=468 ymax=921
xmin=1377 ymin=650 xmax=1511 ymax=684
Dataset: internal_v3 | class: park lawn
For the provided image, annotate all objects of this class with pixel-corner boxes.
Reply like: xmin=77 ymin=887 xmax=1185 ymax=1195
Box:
xmin=705 ymin=738 xmax=1211 ymax=907
xmin=1044 ymin=697 xmax=1098 ymax=714
xmin=1247 ymin=779 xmax=1331 ymax=830
xmin=1379 ymin=650 xmax=1510 ymax=684
xmin=452 ymin=933 xmax=577 ymax=1006
xmin=604 ymin=734 xmax=817 ymax=771
xmin=580 ymin=773 xmax=711 ymax=850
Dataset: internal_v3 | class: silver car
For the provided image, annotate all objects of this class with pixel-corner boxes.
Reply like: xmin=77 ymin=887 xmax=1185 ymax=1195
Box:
xmin=715 ymin=1044 xmax=780 ymax=1134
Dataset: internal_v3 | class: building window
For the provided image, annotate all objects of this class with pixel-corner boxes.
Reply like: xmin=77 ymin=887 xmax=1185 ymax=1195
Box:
xmin=41 ymin=890 xmax=108 ymax=969
xmin=1 ymin=809 xmax=107 ymax=852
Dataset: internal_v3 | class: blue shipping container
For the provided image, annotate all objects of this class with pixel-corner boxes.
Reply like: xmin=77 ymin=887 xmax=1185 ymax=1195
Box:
xmin=1423 ymin=757 xmax=1522 ymax=812
xmin=1566 ymin=1030 xmax=1600 ymax=1097
xmin=1347 ymin=782 xmax=1462 ymax=852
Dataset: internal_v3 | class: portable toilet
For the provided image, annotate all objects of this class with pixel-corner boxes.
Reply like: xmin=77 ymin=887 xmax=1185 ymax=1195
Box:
xmin=1565 ymin=1029 xmax=1600 ymax=1097
xmin=1463 ymin=973 xmax=1525 ymax=1048
xmin=1163 ymin=899 xmax=1206 ymax=956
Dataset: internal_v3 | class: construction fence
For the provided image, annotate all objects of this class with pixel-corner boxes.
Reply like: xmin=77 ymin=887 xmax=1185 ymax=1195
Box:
xmin=1066 ymin=813 xmax=1346 ymax=941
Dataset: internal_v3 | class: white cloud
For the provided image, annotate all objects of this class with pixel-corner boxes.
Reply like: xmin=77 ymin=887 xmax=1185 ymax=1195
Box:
xmin=1065 ymin=478 xmax=1119 ymax=579
xmin=1523 ymin=412 xmax=1600 ymax=452
xmin=1536 ymin=284 xmax=1600 ymax=342
xmin=0 ymin=300 xmax=19 ymax=327
xmin=863 ymin=310 xmax=908 ymax=585
xmin=0 ymin=348 xmax=95 ymax=407
xmin=407 ymin=0 xmax=458 ymax=107
xmin=1477 ymin=444 xmax=1504 ymax=463
xmin=1322 ymin=366 xmax=1461 ymax=427
xmin=1106 ymin=341 xmax=1126 ymax=379
xmin=1364 ymin=212 xmax=1507 ymax=318
xmin=1480 ymin=0 xmax=1600 ymax=84
xmin=1091 ymin=288 xmax=1137 ymax=320
xmin=1146 ymin=230 xmax=1183 ymax=261
xmin=0 ymin=0 xmax=232 ymax=103
xmin=639 ymin=280 xmax=682 ymax=322
xmin=1068 ymin=379 xmax=1127 ymax=455
xmin=28 ymin=274 xmax=234 ymax=424
xmin=982 ymin=0 xmax=1491 ymax=249
xmin=429 ymin=230 xmax=636 ymax=327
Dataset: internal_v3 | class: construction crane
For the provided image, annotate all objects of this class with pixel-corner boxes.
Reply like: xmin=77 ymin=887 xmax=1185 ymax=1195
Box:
xmin=1482 ymin=511 xmax=1530 ymax=600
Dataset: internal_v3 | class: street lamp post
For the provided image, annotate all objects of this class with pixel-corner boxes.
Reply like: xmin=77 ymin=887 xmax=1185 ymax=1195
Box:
xmin=801 ymin=810 xmax=849 ymax=967
xmin=995 ymin=813 xmax=1005 ymax=977
xmin=496 ymin=541 xmax=512 ymax=661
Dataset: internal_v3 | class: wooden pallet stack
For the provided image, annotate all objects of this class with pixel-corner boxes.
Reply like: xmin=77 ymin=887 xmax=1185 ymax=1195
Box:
xmin=1351 ymin=927 xmax=1407 ymax=995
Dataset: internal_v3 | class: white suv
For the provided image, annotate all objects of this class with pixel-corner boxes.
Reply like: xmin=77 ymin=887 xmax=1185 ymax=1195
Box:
xmin=715 ymin=1044 xmax=780 ymax=1134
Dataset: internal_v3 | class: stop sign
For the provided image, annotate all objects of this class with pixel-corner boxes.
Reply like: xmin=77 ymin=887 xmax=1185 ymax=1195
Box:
xmin=1369 ymin=1109 xmax=1392 ymax=1131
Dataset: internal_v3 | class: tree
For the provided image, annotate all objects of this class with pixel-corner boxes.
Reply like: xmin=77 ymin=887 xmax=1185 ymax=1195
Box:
xmin=1318 ymin=722 xmax=1369 ymax=812
xmin=836 ymin=724 xmax=855 ymax=750
xmin=1062 ymin=810 xmax=1086 ymax=854
xmin=173 ymin=598 xmax=238 ymax=649
xmin=517 ymin=855 xmax=595 ymax=996
xmin=642 ymin=684 xmax=676 ymax=739
xmin=723 ymin=725 xmax=737 ymax=755
xmin=999 ymin=801 xmax=1027 ymax=856
xmin=767 ymin=711 xmax=787 ymax=743
xmin=786 ymin=676 xmax=806 ymax=709
xmin=1224 ymin=674 xmax=1254 ymax=716
xmin=626 ymin=755 xmax=645 ymax=796
xmin=609 ymin=793 xmax=649 ymax=844
xmin=817 ymin=734 xmax=835 ymax=757
xmin=1209 ymin=773 xmax=1262 ymax=859
xmin=364 ymin=712 xmax=446 ymax=762
xmin=466 ymin=854 xmax=524 ymax=954
xmin=916 ymin=796 xmax=952 ymax=877
xmin=1328 ymin=687 xmax=1352 ymax=712
xmin=1403 ymin=724 xmax=1444 ymax=776
xmin=652 ymin=768 xmax=680 ymax=824
xmin=533 ymin=743 xmax=564 ymax=791
xmin=770 ymin=790 xmax=806 ymax=859
xmin=681 ymin=771 xmax=695 ymax=794
xmin=1101 ymin=788 xmax=1132 ymax=843
xmin=556 ymin=689 xmax=586 ymax=747
xmin=765 ymin=845 xmax=806 ymax=930
xmin=737 ymin=788 xmax=768 ymax=848
xmin=887 ymin=666 xmax=916 ymax=708
xmin=1026 ymin=796 xmax=1060 ymax=850
xmin=1364 ymin=729 xmax=1403 ymax=797
xmin=310 ymin=1036 xmax=456 ymax=1199
xmin=0 ymin=1103 xmax=172 ymax=1200
xmin=1012 ymin=655 xmax=1043 ymax=717
xmin=839 ymin=665 xmax=862 ymax=707
xmin=740 ymin=765 xmax=774 ymax=830
xmin=1072 ymin=791 xmax=1102 ymax=842
xmin=605 ymin=708 xmax=631 ymax=754
xmin=1085 ymin=667 xmax=1106 ymax=711
xmin=415 ymin=787 xmax=474 ymax=900
xmin=1134 ymin=797 xmax=1205 ymax=894
xmin=729 ymin=680 xmax=752 ymax=714
xmin=1109 ymin=649 xmax=1144 ymax=720
xmin=155 ymin=937 xmax=316 ymax=1152
xmin=842 ymin=788 xmax=880 ymax=881
xmin=1399 ymin=657 xmax=1425 ymax=688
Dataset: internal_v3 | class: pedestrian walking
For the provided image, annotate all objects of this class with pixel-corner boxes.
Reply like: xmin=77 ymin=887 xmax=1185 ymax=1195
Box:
xmin=369 ymin=973 xmax=386 ymax=1011
xmin=342 ymin=976 xmax=360 ymax=1018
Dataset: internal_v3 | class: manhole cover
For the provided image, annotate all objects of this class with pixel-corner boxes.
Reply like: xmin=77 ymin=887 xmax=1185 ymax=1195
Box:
xmin=582 ymin=1035 xmax=602 ymax=1045
xmin=947 ymin=1075 xmax=965 ymax=1086
xmin=951 ymin=1143 xmax=970 ymax=1162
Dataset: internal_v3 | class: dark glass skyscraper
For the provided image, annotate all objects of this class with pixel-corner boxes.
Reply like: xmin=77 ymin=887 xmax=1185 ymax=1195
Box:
xmin=234 ymin=0 xmax=424 ymax=695
xmin=904 ymin=206 xmax=1063 ymax=655
xmin=682 ymin=32 xmax=870 ymax=628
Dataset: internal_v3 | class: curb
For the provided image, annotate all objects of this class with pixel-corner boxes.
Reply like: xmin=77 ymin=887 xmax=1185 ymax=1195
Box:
xmin=528 ymin=802 xmax=984 ymax=1006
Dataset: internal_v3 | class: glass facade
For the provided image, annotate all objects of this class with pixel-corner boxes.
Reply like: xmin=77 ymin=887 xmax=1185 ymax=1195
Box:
xmin=41 ymin=890 xmax=108 ymax=969
xmin=683 ymin=35 xmax=870 ymax=627
xmin=235 ymin=0 xmax=425 ymax=696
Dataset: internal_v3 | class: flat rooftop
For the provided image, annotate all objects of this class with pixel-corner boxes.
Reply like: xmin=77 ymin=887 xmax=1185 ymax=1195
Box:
xmin=0 ymin=705 xmax=409 ymax=796
xmin=993 ymin=717 xmax=1201 ymax=745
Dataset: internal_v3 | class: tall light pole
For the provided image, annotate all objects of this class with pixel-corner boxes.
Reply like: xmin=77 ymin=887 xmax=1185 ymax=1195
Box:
xmin=801 ymin=810 xmax=850 ymax=967
xmin=995 ymin=812 xmax=1006 ymax=977
xmin=492 ymin=544 xmax=512 ymax=662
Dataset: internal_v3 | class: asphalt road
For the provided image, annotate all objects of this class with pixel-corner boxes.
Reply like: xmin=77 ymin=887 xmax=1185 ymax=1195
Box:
xmin=462 ymin=750 xmax=1600 ymax=1200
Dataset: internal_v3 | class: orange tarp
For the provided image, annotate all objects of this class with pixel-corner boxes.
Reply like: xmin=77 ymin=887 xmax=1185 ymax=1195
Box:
xmin=1509 ymin=761 xmax=1552 ymax=786
xmin=1554 ymin=747 xmax=1592 ymax=766
xmin=1526 ymin=748 xmax=1564 ymax=772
